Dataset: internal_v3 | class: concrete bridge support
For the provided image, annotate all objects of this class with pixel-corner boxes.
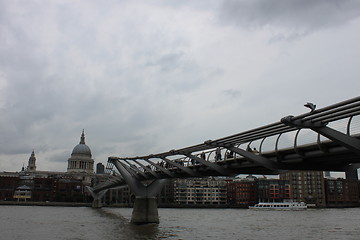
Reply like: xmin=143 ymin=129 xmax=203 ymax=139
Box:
xmin=130 ymin=179 xmax=167 ymax=224
xmin=86 ymin=187 xmax=108 ymax=208
xmin=111 ymin=159 xmax=167 ymax=224
xmin=92 ymin=198 xmax=103 ymax=208
xmin=131 ymin=196 xmax=160 ymax=224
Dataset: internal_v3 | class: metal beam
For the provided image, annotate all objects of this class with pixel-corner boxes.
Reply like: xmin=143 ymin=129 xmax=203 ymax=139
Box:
xmin=282 ymin=116 xmax=360 ymax=156
xmin=133 ymin=159 xmax=160 ymax=178
xmin=110 ymin=159 xmax=147 ymax=196
xmin=182 ymin=152 xmax=232 ymax=176
xmin=228 ymin=146 xmax=279 ymax=171
xmin=123 ymin=160 xmax=147 ymax=179
xmin=93 ymin=178 xmax=125 ymax=193
xmin=160 ymin=157 xmax=198 ymax=177
xmin=205 ymin=140 xmax=279 ymax=171
xmin=313 ymin=127 xmax=360 ymax=156
xmin=143 ymin=159 xmax=175 ymax=178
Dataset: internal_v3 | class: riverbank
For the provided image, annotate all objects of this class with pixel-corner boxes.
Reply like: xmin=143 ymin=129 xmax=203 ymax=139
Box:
xmin=0 ymin=201 xmax=252 ymax=208
xmin=0 ymin=200 xmax=91 ymax=207
xmin=1 ymin=201 xmax=358 ymax=209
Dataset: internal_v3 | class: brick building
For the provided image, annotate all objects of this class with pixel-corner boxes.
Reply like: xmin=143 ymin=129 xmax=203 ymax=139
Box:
xmin=227 ymin=179 xmax=257 ymax=207
xmin=325 ymin=178 xmax=360 ymax=207
xmin=0 ymin=175 xmax=19 ymax=201
xmin=280 ymin=171 xmax=326 ymax=207
xmin=257 ymin=179 xmax=291 ymax=202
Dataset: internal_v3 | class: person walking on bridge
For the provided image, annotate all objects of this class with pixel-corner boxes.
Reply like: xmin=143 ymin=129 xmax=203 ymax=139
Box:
xmin=215 ymin=147 xmax=222 ymax=161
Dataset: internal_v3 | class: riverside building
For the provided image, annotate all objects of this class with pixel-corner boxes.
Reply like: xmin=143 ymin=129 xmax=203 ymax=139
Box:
xmin=174 ymin=178 xmax=227 ymax=205
xmin=226 ymin=176 xmax=257 ymax=207
xmin=324 ymin=178 xmax=360 ymax=207
xmin=257 ymin=179 xmax=290 ymax=202
xmin=280 ymin=170 xmax=326 ymax=207
xmin=226 ymin=176 xmax=290 ymax=207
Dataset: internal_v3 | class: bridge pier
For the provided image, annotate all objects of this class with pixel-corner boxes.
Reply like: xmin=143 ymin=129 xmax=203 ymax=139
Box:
xmin=129 ymin=180 xmax=167 ymax=224
xmin=86 ymin=187 xmax=108 ymax=208
xmin=110 ymin=157 xmax=167 ymax=224
xmin=131 ymin=196 xmax=159 ymax=224
xmin=92 ymin=198 xmax=103 ymax=208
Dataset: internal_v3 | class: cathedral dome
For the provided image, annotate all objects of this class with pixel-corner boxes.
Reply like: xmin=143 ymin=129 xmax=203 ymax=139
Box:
xmin=68 ymin=130 xmax=94 ymax=173
xmin=71 ymin=130 xmax=92 ymax=157
xmin=72 ymin=144 xmax=92 ymax=156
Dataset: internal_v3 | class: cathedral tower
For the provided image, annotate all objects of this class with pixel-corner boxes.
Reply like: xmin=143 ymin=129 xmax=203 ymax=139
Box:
xmin=27 ymin=150 xmax=37 ymax=171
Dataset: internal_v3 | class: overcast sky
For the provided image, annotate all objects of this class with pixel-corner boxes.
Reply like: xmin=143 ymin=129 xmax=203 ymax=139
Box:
xmin=1 ymin=0 xmax=360 ymax=173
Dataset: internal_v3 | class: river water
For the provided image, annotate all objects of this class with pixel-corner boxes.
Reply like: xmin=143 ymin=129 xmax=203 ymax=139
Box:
xmin=1 ymin=206 xmax=360 ymax=240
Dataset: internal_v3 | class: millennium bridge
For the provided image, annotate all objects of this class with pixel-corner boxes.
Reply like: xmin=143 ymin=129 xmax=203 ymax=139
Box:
xmin=88 ymin=96 xmax=360 ymax=224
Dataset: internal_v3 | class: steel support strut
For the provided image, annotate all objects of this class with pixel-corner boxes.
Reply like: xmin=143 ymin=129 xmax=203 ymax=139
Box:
xmin=182 ymin=152 xmax=232 ymax=175
xmin=204 ymin=141 xmax=279 ymax=171
xmin=143 ymin=158 xmax=175 ymax=177
xmin=281 ymin=116 xmax=360 ymax=156
xmin=109 ymin=158 xmax=167 ymax=224
xmin=282 ymin=115 xmax=360 ymax=180
xmin=227 ymin=146 xmax=279 ymax=171
xmin=160 ymin=157 xmax=197 ymax=176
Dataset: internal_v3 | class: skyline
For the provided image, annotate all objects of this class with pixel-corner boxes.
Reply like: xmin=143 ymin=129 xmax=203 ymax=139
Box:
xmin=1 ymin=1 xmax=360 ymax=172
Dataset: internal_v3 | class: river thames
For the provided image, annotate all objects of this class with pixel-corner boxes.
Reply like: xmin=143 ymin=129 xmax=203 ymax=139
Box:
xmin=1 ymin=206 xmax=360 ymax=240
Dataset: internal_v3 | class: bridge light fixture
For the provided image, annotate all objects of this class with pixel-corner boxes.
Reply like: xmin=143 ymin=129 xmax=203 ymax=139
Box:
xmin=304 ymin=102 xmax=316 ymax=112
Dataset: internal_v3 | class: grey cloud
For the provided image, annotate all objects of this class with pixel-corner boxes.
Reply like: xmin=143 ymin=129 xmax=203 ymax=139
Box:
xmin=219 ymin=0 xmax=360 ymax=33
xmin=222 ymin=89 xmax=242 ymax=99
xmin=48 ymin=150 xmax=70 ymax=163
xmin=146 ymin=53 xmax=184 ymax=72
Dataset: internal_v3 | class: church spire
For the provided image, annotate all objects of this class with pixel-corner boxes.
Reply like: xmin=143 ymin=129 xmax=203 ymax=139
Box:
xmin=80 ymin=129 xmax=85 ymax=144
xmin=27 ymin=149 xmax=36 ymax=171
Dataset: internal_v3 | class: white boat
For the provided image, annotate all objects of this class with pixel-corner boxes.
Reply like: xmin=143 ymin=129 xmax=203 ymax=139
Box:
xmin=249 ymin=201 xmax=307 ymax=210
